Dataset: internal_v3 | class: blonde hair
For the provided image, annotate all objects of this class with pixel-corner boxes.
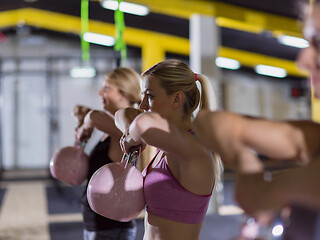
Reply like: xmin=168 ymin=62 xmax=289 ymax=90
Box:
xmin=142 ymin=59 xmax=222 ymax=187
xmin=106 ymin=67 xmax=142 ymax=105
xmin=142 ymin=59 xmax=217 ymax=117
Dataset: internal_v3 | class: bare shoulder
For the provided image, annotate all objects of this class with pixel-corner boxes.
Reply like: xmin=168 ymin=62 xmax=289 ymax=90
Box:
xmin=179 ymin=130 xmax=213 ymax=162
xmin=195 ymin=110 xmax=243 ymax=126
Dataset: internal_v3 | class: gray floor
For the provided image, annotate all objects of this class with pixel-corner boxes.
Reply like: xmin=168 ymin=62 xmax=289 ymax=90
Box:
xmin=0 ymin=170 xmax=245 ymax=240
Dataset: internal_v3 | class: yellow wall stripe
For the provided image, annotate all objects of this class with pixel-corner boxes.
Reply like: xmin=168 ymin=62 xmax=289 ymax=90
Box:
xmin=128 ymin=0 xmax=303 ymax=37
xmin=0 ymin=8 xmax=307 ymax=76
xmin=311 ymin=89 xmax=320 ymax=123
xmin=0 ymin=8 xmax=189 ymax=70
xmin=19 ymin=8 xmax=189 ymax=55
xmin=0 ymin=9 xmax=25 ymax=28
xmin=219 ymin=47 xmax=309 ymax=78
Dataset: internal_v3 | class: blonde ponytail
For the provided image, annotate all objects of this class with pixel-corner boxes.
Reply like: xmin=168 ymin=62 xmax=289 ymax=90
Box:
xmin=196 ymin=74 xmax=218 ymax=111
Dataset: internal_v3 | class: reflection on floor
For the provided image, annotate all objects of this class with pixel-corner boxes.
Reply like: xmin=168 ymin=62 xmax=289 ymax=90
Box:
xmin=0 ymin=170 xmax=245 ymax=240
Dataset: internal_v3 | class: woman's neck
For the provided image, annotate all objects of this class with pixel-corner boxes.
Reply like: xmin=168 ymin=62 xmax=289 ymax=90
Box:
xmin=171 ymin=116 xmax=192 ymax=132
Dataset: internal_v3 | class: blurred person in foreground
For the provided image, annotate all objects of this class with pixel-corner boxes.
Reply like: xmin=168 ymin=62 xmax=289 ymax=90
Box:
xmin=193 ymin=0 xmax=320 ymax=238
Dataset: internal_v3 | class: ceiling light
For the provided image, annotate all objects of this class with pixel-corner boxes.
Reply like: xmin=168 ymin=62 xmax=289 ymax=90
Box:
xmin=215 ymin=57 xmax=240 ymax=70
xmin=70 ymin=66 xmax=96 ymax=78
xmin=101 ymin=0 xmax=149 ymax=16
xmin=255 ymin=64 xmax=287 ymax=78
xmin=83 ymin=32 xmax=115 ymax=46
xmin=278 ymin=35 xmax=309 ymax=48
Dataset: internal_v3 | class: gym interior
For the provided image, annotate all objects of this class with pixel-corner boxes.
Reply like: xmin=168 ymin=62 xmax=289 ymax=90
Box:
xmin=0 ymin=0 xmax=312 ymax=239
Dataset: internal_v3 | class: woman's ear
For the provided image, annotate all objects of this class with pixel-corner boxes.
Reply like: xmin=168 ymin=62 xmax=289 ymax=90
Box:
xmin=172 ymin=91 xmax=185 ymax=109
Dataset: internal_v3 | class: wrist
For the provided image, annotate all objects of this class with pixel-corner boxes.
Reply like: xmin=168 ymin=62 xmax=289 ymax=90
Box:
xmin=83 ymin=110 xmax=96 ymax=128
xmin=266 ymin=173 xmax=287 ymax=210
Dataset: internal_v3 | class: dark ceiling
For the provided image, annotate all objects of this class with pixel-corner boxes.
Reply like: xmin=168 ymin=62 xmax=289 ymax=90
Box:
xmin=0 ymin=0 xmax=306 ymax=75
xmin=212 ymin=0 xmax=305 ymax=18
xmin=0 ymin=0 xmax=305 ymax=18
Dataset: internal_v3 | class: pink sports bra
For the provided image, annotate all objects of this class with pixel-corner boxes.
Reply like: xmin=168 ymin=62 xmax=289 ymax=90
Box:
xmin=142 ymin=150 xmax=213 ymax=224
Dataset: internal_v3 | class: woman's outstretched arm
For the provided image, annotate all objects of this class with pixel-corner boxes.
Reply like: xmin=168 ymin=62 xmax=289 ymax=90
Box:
xmin=193 ymin=110 xmax=320 ymax=173
xmin=75 ymin=109 xmax=122 ymax=142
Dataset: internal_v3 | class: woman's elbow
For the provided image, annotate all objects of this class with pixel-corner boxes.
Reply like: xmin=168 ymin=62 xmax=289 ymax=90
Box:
xmin=130 ymin=113 xmax=161 ymax=140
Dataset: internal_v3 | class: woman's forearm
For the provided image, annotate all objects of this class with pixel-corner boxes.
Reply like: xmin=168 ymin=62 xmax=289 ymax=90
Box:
xmin=129 ymin=112 xmax=192 ymax=156
xmin=194 ymin=110 xmax=312 ymax=166
xmin=84 ymin=110 xmax=122 ymax=137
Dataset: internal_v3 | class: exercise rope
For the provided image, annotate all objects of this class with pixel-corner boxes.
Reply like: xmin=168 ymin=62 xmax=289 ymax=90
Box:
xmin=81 ymin=0 xmax=90 ymax=62
xmin=114 ymin=0 xmax=127 ymax=66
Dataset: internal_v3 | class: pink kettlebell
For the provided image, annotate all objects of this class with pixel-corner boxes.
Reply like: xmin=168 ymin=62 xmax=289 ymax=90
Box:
xmin=87 ymin=150 xmax=145 ymax=222
xmin=49 ymin=142 xmax=88 ymax=186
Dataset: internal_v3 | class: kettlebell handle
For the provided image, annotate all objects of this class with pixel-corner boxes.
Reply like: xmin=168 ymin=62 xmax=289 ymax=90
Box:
xmin=122 ymin=148 xmax=141 ymax=168
xmin=74 ymin=141 xmax=86 ymax=148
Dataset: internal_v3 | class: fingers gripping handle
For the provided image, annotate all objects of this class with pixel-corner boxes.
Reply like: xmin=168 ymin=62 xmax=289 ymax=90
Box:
xmin=121 ymin=148 xmax=141 ymax=168
xmin=74 ymin=141 xmax=86 ymax=148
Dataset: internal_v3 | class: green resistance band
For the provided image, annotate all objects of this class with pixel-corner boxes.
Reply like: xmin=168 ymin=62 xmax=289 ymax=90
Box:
xmin=114 ymin=0 xmax=127 ymax=66
xmin=81 ymin=0 xmax=90 ymax=62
